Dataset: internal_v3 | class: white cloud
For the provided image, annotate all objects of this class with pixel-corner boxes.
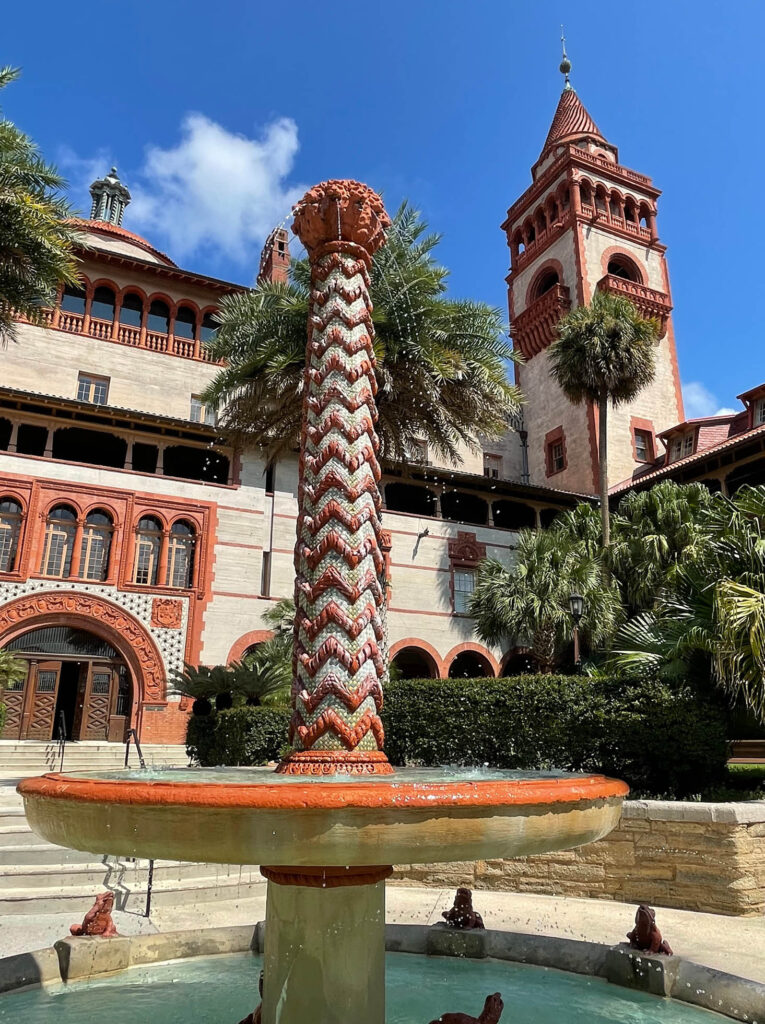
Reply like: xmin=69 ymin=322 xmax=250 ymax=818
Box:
xmin=682 ymin=381 xmax=736 ymax=419
xmin=63 ymin=114 xmax=306 ymax=267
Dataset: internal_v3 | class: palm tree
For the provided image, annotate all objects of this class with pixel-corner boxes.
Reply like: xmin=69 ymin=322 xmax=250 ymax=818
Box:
xmin=549 ymin=291 xmax=660 ymax=546
xmin=470 ymin=523 xmax=621 ymax=673
xmin=0 ymin=67 xmax=81 ymax=346
xmin=202 ymin=202 xmax=522 ymax=463
xmin=612 ymin=485 xmax=765 ymax=722
xmin=0 ymin=647 xmax=25 ymax=692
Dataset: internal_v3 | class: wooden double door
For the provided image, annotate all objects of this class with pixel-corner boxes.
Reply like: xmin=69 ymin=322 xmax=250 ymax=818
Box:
xmin=3 ymin=658 xmax=130 ymax=741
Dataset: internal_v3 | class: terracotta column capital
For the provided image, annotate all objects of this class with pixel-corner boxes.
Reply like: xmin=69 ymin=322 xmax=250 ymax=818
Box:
xmin=292 ymin=179 xmax=391 ymax=261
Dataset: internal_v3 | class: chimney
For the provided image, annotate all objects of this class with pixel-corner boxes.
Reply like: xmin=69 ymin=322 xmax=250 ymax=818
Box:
xmin=258 ymin=228 xmax=290 ymax=285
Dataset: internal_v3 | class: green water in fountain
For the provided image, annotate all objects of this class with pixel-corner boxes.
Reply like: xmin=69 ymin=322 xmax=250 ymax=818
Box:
xmin=0 ymin=953 xmax=726 ymax=1022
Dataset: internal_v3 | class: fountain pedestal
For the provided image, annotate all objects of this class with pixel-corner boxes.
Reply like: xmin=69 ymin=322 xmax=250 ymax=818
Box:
xmin=262 ymin=867 xmax=390 ymax=1024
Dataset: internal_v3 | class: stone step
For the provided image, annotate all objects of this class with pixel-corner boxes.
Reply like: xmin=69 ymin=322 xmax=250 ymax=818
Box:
xmin=0 ymin=842 xmax=95 ymax=865
xmin=0 ymin=859 xmax=260 ymax=890
xmin=0 ymin=825 xmax=40 ymax=847
xmin=0 ymin=807 xmax=25 ymax=828
xmin=0 ymin=875 xmax=265 ymax=915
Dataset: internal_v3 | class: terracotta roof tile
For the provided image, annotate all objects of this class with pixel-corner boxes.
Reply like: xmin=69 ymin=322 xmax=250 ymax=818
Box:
xmin=540 ymin=89 xmax=605 ymax=158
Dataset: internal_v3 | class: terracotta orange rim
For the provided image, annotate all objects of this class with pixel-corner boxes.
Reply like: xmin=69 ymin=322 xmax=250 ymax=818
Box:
xmin=18 ymin=773 xmax=628 ymax=811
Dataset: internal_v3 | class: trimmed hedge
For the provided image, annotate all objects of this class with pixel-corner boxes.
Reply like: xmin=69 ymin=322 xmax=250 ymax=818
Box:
xmin=186 ymin=675 xmax=730 ymax=798
xmin=382 ymin=676 xmax=729 ymax=798
xmin=187 ymin=706 xmax=291 ymax=767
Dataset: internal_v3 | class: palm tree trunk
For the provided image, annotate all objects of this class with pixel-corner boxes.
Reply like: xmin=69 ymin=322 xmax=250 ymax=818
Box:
xmin=598 ymin=392 xmax=610 ymax=547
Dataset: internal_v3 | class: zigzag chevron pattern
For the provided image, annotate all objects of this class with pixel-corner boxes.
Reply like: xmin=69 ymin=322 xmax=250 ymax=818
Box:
xmin=289 ymin=246 xmax=389 ymax=755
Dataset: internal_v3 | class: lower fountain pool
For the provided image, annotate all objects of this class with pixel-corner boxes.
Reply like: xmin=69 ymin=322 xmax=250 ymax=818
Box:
xmin=0 ymin=952 xmax=725 ymax=1023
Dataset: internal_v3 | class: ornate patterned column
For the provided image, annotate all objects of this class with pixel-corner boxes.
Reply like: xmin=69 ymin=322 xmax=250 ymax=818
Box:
xmin=278 ymin=180 xmax=392 ymax=776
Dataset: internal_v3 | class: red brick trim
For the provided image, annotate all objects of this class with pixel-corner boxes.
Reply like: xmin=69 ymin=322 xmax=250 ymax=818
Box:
xmin=389 ymin=637 xmax=444 ymax=679
xmin=544 ymin=426 xmax=568 ymax=477
xmin=630 ymin=416 xmax=656 ymax=463
xmin=227 ymin=629 xmax=274 ymax=664
xmin=443 ymin=641 xmax=499 ymax=678
xmin=0 ymin=591 xmax=167 ymax=735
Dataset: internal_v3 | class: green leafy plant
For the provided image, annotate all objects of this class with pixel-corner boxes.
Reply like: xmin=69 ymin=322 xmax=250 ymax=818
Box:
xmin=0 ymin=67 xmax=82 ymax=346
xmin=612 ymin=485 xmax=765 ymax=723
xmin=549 ymin=291 xmax=660 ymax=546
xmin=202 ymin=202 xmax=522 ymax=463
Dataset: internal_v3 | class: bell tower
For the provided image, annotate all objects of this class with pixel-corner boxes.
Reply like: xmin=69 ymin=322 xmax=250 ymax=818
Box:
xmin=502 ymin=43 xmax=683 ymax=493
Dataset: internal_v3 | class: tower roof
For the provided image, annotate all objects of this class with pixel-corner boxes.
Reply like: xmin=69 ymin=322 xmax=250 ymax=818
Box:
xmin=539 ymin=87 xmax=606 ymax=160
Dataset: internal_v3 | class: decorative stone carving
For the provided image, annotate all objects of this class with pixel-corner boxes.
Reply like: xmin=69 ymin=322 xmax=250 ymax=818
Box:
xmin=69 ymin=892 xmax=118 ymax=937
xmin=278 ymin=180 xmax=393 ymax=776
xmin=151 ymin=597 xmax=183 ymax=629
xmin=0 ymin=591 xmax=166 ymax=702
xmin=428 ymin=993 xmax=504 ymax=1024
xmin=441 ymin=888 xmax=485 ymax=930
xmin=626 ymin=904 xmax=673 ymax=955
xmin=448 ymin=531 xmax=487 ymax=568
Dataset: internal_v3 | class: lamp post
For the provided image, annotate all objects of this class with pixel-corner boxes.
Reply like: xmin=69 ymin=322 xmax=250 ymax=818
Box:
xmin=569 ymin=592 xmax=584 ymax=672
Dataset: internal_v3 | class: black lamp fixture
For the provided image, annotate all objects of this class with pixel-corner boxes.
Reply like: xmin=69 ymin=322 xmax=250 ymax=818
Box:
xmin=569 ymin=592 xmax=584 ymax=624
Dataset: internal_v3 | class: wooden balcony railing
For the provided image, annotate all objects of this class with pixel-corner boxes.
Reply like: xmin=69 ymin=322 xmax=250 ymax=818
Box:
xmin=596 ymin=274 xmax=673 ymax=335
xmin=510 ymin=283 xmax=571 ymax=359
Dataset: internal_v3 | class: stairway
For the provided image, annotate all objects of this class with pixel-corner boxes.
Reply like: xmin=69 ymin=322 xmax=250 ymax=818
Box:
xmin=0 ymin=739 xmax=188 ymax=777
xmin=0 ymin=743 xmax=265 ymax=916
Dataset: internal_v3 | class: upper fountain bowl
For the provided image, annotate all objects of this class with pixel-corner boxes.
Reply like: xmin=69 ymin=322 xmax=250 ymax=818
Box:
xmin=18 ymin=766 xmax=627 ymax=867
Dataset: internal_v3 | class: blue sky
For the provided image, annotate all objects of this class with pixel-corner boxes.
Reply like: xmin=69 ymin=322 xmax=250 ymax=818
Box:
xmin=4 ymin=1 xmax=762 ymax=418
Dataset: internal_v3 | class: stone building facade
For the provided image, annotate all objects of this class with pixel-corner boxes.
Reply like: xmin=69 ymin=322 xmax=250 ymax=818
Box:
xmin=1 ymin=77 xmax=760 ymax=746
xmin=0 ymin=172 xmax=583 ymax=745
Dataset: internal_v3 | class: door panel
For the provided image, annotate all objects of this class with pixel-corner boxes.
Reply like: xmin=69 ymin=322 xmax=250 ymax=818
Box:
xmin=81 ymin=663 xmax=113 ymax=741
xmin=71 ymin=663 xmax=89 ymax=738
xmin=0 ymin=664 xmax=28 ymax=738
xmin=26 ymin=661 xmax=61 ymax=740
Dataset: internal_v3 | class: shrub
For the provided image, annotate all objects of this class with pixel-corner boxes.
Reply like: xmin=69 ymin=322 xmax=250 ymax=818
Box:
xmin=185 ymin=674 xmax=729 ymax=798
xmin=187 ymin=705 xmax=291 ymax=766
xmin=381 ymin=675 xmax=729 ymax=799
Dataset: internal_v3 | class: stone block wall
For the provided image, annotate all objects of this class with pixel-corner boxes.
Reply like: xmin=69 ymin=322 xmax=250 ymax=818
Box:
xmin=391 ymin=801 xmax=765 ymax=917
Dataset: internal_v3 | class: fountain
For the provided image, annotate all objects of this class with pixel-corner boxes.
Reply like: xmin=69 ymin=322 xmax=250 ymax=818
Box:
xmin=17 ymin=180 xmax=628 ymax=1024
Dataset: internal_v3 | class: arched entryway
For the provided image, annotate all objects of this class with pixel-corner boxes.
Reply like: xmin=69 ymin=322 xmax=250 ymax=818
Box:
xmin=444 ymin=643 xmax=498 ymax=679
xmin=0 ymin=591 xmax=166 ymax=741
xmin=3 ymin=626 xmax=131 ymax=741
xmin=390 ymin=644 xmax=440 ymax=679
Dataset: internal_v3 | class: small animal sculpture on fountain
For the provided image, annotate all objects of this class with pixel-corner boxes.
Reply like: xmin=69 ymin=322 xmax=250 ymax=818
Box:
xmin=236 ymin=970 xmax=263 ymax=1024
xmin=428 ymin=992 xmax=504 ymax=1024
xmin=441 ymin=888 xmax=485 ymax=930
xmin=626 ymin=904 xmax=673 ymax=955
xmin=69 ymin=891 xmax=118 ymax=937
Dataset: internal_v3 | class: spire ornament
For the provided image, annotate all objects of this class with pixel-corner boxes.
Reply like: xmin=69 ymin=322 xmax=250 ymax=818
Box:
xmin=560 ymin=26 xmax=572 ymax=90
xmin=89 ymin=167 xmax=131 ymax=226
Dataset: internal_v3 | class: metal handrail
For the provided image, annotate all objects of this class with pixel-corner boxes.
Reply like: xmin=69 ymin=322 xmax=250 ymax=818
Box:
xmin=124 ymin=728 xmax=146 ymax=770
xmin=56 ymin=710 xmax=67 ymax=773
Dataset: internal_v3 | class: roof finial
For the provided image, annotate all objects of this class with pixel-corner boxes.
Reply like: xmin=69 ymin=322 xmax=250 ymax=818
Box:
xmin=560 ymin=25 xmax=573 ymax=90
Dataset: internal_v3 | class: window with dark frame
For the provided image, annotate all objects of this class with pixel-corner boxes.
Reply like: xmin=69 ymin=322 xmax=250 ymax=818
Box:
xmin=634 ymin=429 xmax=651 ymax=462
xmin=551 ymin=441 xmax=564 ymax=473
xmin=453 ymin=569 xmax=475 ymax=614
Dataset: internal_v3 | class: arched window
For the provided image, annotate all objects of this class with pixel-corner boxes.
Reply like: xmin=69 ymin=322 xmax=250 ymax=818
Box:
xmin=607 ymin=255 xmax=641 ymax=282
xmin=0 ymin=498 xmax=23 ymax=572
xmin=147 ymin=299 xmax=170 ymax=334
xmin=200 ymin=313 xmax=218 ymax=344
xmin=133 ymin=516 xmax=163 ymax=585
xmin=174 ymin=305 xmax=197 ymax=340
xmin=90 ymin=286 xmax=116 ymax=322
xmin=534 ymin=269 xmax=559 ymax=299
xmin=166 ymin=520 xmax=196 ymax=588
xmin=579 ymin=182 xmax=592 ymax=206
xmin=60 ymin=285 xmax=86 ymax=314
xmin=40 ymin=505 xmax=77 ymax=578
xmin=594 ymin=188 xmax=607 ymax=213
xmin=535 ymin=209 xmax=547 ymax=233
xmin=119 ymin=292 xmax=143 ymax=327
xmin=78 ymin=509 xmax=113 ymax=581
xmin=624 ymin=199 xmax=637 ymax=223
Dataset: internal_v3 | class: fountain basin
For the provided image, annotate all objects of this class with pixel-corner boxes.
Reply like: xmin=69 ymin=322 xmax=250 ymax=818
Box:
xmin=18 ymin=767 xmax=627 ymax=866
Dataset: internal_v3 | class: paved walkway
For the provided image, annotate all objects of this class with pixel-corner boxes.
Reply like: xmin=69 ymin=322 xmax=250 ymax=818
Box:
xmin=2 ymin=885 xmax=763 ymax=984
